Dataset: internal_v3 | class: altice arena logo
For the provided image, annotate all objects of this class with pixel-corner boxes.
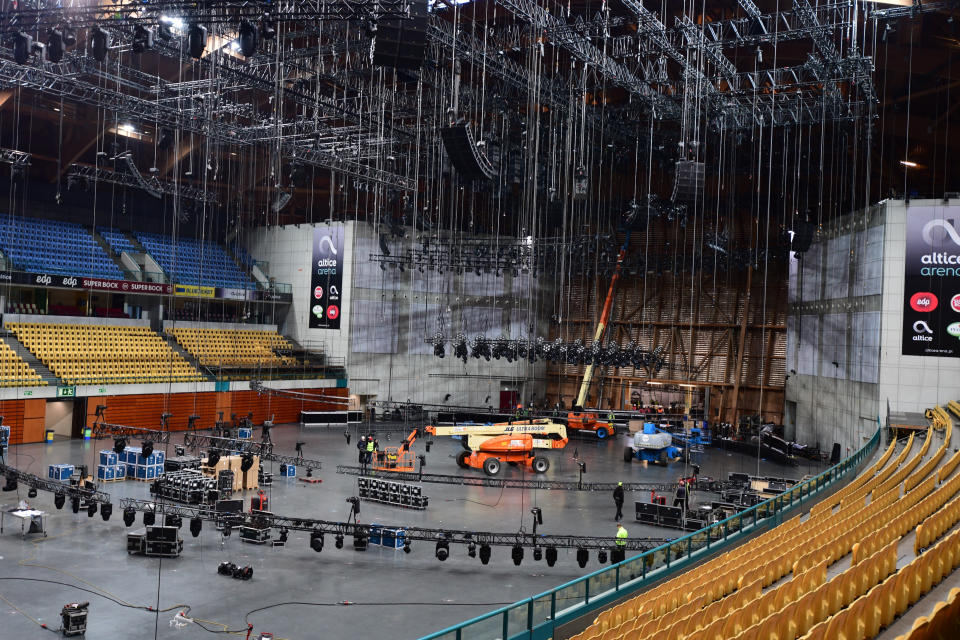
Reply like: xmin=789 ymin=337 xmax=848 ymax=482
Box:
xmin=922 ymin=218 xmax=960 ymax=248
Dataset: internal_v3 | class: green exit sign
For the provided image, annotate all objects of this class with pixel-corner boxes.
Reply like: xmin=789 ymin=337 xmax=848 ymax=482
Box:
xmin=22 ymin=390 xmax=33 ymax=397
xmin=57 ymin=386 xmax=76 ymax=398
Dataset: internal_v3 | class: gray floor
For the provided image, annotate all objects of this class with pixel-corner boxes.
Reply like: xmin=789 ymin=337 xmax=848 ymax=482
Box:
xmin=0 ymin=423 xmax=819 ymax=640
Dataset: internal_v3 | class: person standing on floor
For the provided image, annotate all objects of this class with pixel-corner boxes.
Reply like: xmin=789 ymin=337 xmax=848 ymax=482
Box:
xmin=613 ymin=481 xmax=625 ymax=521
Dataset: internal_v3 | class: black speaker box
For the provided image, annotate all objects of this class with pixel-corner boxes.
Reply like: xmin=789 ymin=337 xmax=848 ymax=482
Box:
xmin=373 ymin=1 xmax=429 ymax=69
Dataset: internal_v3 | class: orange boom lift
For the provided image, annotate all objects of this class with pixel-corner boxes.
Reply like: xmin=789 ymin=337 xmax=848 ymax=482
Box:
xmin=425 ymin=419 xmax=568 ymax=476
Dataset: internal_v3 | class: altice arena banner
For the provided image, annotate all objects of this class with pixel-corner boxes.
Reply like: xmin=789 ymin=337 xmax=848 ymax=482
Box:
xmin=308 ymin=225 xmax=345 ymax=330
xmin=903 ymin=205 xmax=960 ymax=357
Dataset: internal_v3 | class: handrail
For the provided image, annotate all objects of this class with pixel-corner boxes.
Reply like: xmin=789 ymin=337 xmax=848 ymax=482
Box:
xmin=419 ymin=426 xmax=882 ymax=640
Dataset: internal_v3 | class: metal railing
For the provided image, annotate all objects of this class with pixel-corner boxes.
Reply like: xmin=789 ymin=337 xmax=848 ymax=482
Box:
xmin=420 ymin=427 xmax=882 ymax=640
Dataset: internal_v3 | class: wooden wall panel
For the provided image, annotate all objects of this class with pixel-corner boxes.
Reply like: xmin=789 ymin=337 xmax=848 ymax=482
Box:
xmin=22 ymin=399 xmax=46 ymax=443
xmin=0 ymin=399 xmax=25 ymax=444
xmin=85 ymin=388 xmax=349 ymax=431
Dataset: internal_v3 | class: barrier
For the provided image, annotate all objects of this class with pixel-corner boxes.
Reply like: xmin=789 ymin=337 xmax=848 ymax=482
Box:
xmin=418 ymin=428 xmax=882 ymax=640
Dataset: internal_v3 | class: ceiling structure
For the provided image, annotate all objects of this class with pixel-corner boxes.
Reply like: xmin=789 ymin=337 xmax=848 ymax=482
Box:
xmin=0 ymin=0 xmax=954 ymax=237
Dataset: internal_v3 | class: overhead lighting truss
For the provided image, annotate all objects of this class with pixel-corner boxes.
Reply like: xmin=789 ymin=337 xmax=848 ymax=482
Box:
xmin=66 ymin=163 xmax=218 ymax=203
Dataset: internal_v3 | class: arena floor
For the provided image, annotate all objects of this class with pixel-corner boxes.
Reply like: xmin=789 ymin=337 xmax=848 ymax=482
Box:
xmin=0 ymin=421 xmax=824 ymax=639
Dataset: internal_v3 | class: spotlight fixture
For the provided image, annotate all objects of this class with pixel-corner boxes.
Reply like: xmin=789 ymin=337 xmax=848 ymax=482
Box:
xmin=63 ymin=26 xmax=77 ymax=47
xmin=132 ymin=25 xmax=154 ymax=53
xmin=143 ymin=511 xmax=156 ymax=526
xmin=310 ymin=530 xmax=324 ymax=552
xmin=87 ymin=502 xmax=98 ymax=517
xmin=71 ymin=496 xmax=80 ymax=513
xmin=55 ymin=492 xmax=66 ymax=510
xmin=335 ymin=534 xmax=344 ymax=549
xmin=240 ymin=453 xmax=254 ymax=472
xmin=278 ymin=528 xmax=288 ymax=544
xmin=260 ymin=16 xmax=277 ymax=40
xmin=467 ymin=542 xmax=477 ymax=558
xmin=140 ymin=441 xmax=154 ymax=460
xmin=157 ymin=22 xmax=173 ymax=41
xmin=533 ymin=546 xmax=543 ymax=562
xmin=47 ymin=28 xmax=64 ymax=62
xmin=237 ymin=19 xmax=258 ymax=56
xmin=13 ymin=32 xmax=33 ymax=65
xmin=91 ymin=27 xmax=110 ymax=62
xmin=100 ymin=503 xmax=113 ymax=521
xmin=188 ymin=24 xmax=207 ymax=59
xmin=511 ymin=544 xmax=524 ymax=566
xmin=206 ymin=449 xmax=221 ymax=466
xmin=2 ymin=472 xmax=16 ymax=492
xmin=190 ymin=517 xmax=202 ymax=537
xmin=113 ymin=437 xmax=126 ymax=455
xmin=576 ymin=547 xmax=588 ymax=568
xmin=598 ymin=549 xmax=608 ymax=564
xmin=166 ymin=515 xmax=182 ymax=529
xmin=435 ymin=540 xmax=450 ymax=562
xmin=28 ymin=485 xmax=38 ymax=499
xmin=403 ymin=538 xmax=411 ymax=554
xmin=545 ymin=546 xmax=558 ymax=567
xmin=123 ymin=507 xmax=136 ymax=527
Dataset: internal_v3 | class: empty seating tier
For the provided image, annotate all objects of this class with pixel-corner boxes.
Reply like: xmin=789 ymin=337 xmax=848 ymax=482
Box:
xmin=167 ymin=327 xmax=298 ymax=371
xmin=575 ymin=427 xmax=960 ymax=640
xmin=8 ymin=323 xmax=204 ymax=385
xmin=0 ymin=341 xmax=45 ymax=387
xmin=0 ymin=216 xmax=122 ymax=279
xmin=134 ymin=232 xmax=253 ymax=289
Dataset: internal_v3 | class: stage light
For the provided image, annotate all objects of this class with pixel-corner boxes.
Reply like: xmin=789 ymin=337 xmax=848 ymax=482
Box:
xmin=123 ymin=507 xmax=136 ymax=526
xmin=47 ymin=29 xmax=64 ymax=62
xmin=353 ymin=533 xmax=367 ymax=550
xmin=467 ymin=542 xmax=476 ymax=558
xmin=132 ymin=25 xmax=154 ymax=53
xmin=71 ymin=497 xmax=80 ymax=513
xmin=100 ymin=503 xmax=112 ymax=521
xmin=545 ymin=546 xmax=558 ymax=567
xmin=207 ymin=450 xmax=221 ymax=466
xmin=238 ymin=19 xmax=258 ymax=56
xmin=143 ymin=511 xmax=155 ymax=526
xmin=310 ymin=530 xmax=324 ymax=552
xmin=91 ymin=27 xmax=110 ymax=62
xmin=190 ymin=517 xmax=202 ymax=537
xmin=335 ymin=534 xmax=344 ymax=549
xmin=28 ymin=485 xmax=38 ymax=499
xmin=576 ymin=547 xmax=588 ymax=568
xmin=240 ymin=453 xmax=254 ymax=472
xmin=511 ymin=545 xmax=524 ymax=566
xmin=86 ymin=501 xmax=97 ymax=517
xmin=900 ymin=160 xmax=918 ymax=168
xmin=167 ymin=515 xmax=182 ymax=529
xmin=279 ymin=463 xmax=287 ymax=475
xmin=55 ymin=492 xmax=66 ymax=509
xmin=13 ymin=32 xmax=32 ymax=64
xmin=598 ymin=549 xmax=608 ymax=564
xmin=435 ymin=540 xmax=449 ymax=561
xmin=113 ymin=437 xmax=126 ymax=455
xmin=403 ymin=538 xmax=411 ymax=554
xmin=188 ymin=24 xmax=207 ymax=59
xmin=260 ymin=16 xmax=277 ymax=40
xmin=140 ymin=441 xmax=154 ymax=459
xmin=63 ymin=26 xmax=77 ymax=47
xmin=533 ymin=546 xmax=543 ymax=562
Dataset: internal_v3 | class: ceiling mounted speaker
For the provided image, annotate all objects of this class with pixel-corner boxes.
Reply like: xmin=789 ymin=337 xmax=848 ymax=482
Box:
xmin=238 ymin=20 xmax=258 ymax=57
xmin=439 ymin=124 xmax=497 ymax=181
xmin=91 ymin=27 xmax=110 ymax=62
xmin=670 ymin=160 xmax=705 ymax=204
xmin=188 ymin=24 xmax=207 ymax=59
xmin=372 ymin=0 xmax=428 ymax=69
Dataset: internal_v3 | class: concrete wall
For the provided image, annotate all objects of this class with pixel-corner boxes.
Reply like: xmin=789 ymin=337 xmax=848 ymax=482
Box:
xmin=786 ymin=198 xmax=960 ymax=452
xmin=876 ymin=200 xmax=960 ymax=420
xmin=785 ymin=203 xmax=885 ymax=452
xmin=244 ymin=222 xmax=353 ymax=364
xmin=246 ymin=222 xmax=550 ymax=407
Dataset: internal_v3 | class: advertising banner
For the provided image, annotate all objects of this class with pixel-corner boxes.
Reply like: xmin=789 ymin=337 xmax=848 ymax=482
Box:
xmin=174 ymin=284 xmax=216 ymax=298
xmin=309 ymin=225 xmax=345 ymax=329
xmin=902 ymin=206 xmax=960 ymax=358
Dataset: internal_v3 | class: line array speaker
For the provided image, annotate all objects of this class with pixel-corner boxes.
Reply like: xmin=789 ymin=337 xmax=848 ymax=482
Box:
xmin=372 ymin=1 xmax=429 ymax=69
